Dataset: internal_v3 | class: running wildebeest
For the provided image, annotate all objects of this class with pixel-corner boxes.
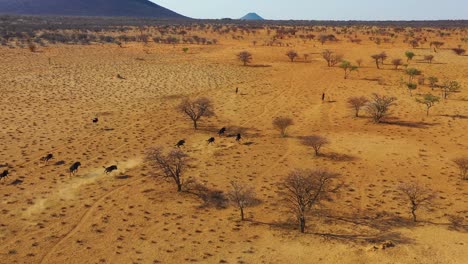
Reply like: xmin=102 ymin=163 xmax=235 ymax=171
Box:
xmin=236 ymin=133 xmax=242 ymax=142
xmin=92 ymin=117 xmax=99 ymax=123
xmin=104 ymin=165 xmax=118 ymax=174
xmin=69 ymin=162 xmax=81 ymax=176
xmin=218 ymin=127 xmax=226 ymax=136
xmin=176 ymin=140 xmax=186 ymax=148
xmin=207 ymin=137 xmax=215 ymax=144
xmin=40 ymin=154 xmax=54 ymax=164
xmin=0 ymin=170 xmax=9 ymax=181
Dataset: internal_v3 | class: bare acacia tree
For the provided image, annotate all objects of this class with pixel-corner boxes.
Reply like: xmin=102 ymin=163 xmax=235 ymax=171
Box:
xmin=452 ymin=157 xmax=468 ymax=180
xmin=424 ymin=55 xmax=434 ymax=64
xmin=347 ymin=96 xmax=369 ymax=117
xmin=365 ymin=93 xmax=397 ymax=123
xmin=145 ymin=146 xmax=190 ymax=192
xmin=371 ymin=52 xmax=387 ymax=69
xmin=397 ymin=182 xmax=436 ymax=222
xmin=282 ymin=169 xmax=340 ymax=233
xmin=286 ymin=50 xmax=299 ymax=62
xmin=237 ymin=51 xmax=253 ymax=66
xmin=322 ymin=50 xmax=343 ymax=67
xmin=227 ymin=181 xmax=258 ymax=220
xmin=302 ymin=135 xmax=329 ymax=156
xmin=178 ymin=97 xmax=214 ymax=129
xmin=272 ymin=117 xmax=294 ymax=137
xmin=391 ymin=58 xmax=403 ymax=70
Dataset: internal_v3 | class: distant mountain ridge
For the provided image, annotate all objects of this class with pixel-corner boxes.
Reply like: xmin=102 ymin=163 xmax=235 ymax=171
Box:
xmin=0 ymin=0 xmax=186 ymax=18
xmin=240 ymin=13 xmax=264 ymax=20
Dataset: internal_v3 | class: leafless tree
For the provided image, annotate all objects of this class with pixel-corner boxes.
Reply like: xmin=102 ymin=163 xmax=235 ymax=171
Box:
xmin=286 ymin=50 xmax=299 ymax=62
xmin=397 ymin=182 xmax=436 ymax=222
xmin=452 ymin=48 xmax=466 ymax=56
xmin=282 ymin=169 xmax=340 ymax=233
xmin=347 ymin=96 xmax=369 ymax=117
xmin=227 ymin=181 xmax=258 ymax=220
xmin=356 ymin=58 xmax=363 ymax=67
xmin=145 ymin=146 xmax=190 ymax=192
xmin=391 ymin=58 xmax=403 ymax=70
xmin=365 ymin=93 xmax=397 ymax=123
xmin=322 ymin=50 xmax=343 ymax=67
xmin=371 ymin=52 xmax=387 ymax=69
xmin=272 ymin=117 xmax=294 ymax=137
xmin=424 ymin=55 xmax=434 ymax=63
xmin=302 ymin=135 xmax=329 ymax=156
xmin=237 ymin=51 xmax=253 ymax=66
xmin=178 ymin=97 xmax=214 ymax=129
xmin=453 ymin=157 xmax=468 ymax=180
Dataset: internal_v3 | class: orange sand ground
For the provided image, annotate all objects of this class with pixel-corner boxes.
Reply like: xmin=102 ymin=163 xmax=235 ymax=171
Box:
xmin=0 ymin=30 xmax=467 ymax=263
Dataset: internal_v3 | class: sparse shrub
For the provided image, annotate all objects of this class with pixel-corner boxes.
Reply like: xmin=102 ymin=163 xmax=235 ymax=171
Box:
xmin=178 ymin=97 xmax=214 ymax=129
xmin=339 ymin=60 xmax=358 ymax=79
xmin=406 ymin=83 xmax=417 ymax=96
xmin=286 ymin=50 xmax=299 ymax=62
xmin=452 ymin=48 xmax=466 ymax=56
xmin=392 ymin=58 xmax=403 ymax=69
xmin=397 ymin=182 xmax=436 ymax=222
xmin=237 ymin=51 xmax=252 ymax=66
xmin=182 ymin=47 xmax=189 ymax=53
xmin=227 ymin=181 xmax=258 ymax=220
xmin=424 ymin=55 xmax=434 ymax=63
xmin=406 ymin=68 xmax=421 ymax=82
xmin=441 ymin=80 xmax=462 ymax=99
xmin=281 ymin=168 xmax=340 ymax=233
xmin=452 ymin=157 xmax=468 ymax=180
xmin=272 ymin=117 xmax=294 ymax=137
xmin=301 ymin=135 xmax=329 ymax=156
xmin=365 ymin=93 xmax=397 ymax=123
xmin=347 ymin=96 xmax=369 ymax=117
xmin=416 ymin=94 xmax=440 ymax=116
xmin=356 ymin=58 xmax=363 ymax=67
xmin=405 ymin=51 xmax=415 ymax=62
xmin=322 ymin=50 xmax=343 ymax=67
xmin=428 ymin=76 xmax=439 ymax=90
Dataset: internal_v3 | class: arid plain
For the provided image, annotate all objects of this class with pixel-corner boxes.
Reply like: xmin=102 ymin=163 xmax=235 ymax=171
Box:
xmin=0 ymin=25 xmax=467 ymax=263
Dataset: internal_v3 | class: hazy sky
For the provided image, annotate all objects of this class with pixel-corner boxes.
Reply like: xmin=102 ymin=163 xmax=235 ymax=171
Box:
xmin=153 ymin=0 xmax=468 ymax=20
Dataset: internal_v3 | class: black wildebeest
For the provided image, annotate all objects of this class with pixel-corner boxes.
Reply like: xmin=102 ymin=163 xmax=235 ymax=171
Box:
xmin=176 ymin=140 xmax=186 ymax=148
xmin=92 ymin=117 xmax=99 ymax=123
xmin=236 ymin=133 xmax=242 ymax=142
xmin=40 ymin=154 xmax=54 ymax=164
xmin=69 ymin=162 xmax=81 ymax=176
xmin=218 ymin=127 xmax=226 ymax=136
xmin=0 ymin=170 xmax=9 ymax=181
xmin=207 ymin=137 xmax=215 ymax=144
xmin=104 ymin=165 xmax=118 ymax=174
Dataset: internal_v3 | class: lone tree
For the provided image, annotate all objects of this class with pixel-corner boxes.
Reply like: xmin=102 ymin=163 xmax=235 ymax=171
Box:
xmin=339 ymin=61 xmax=358 ymax=79
xmin=371 ymin=52 xmax=386 ymax=69
xmin=365 ymin=93 xmax=397 ymax=123
xmin=406 ymin=83 xmax=417 ymax=96
xmin=302 ymin=135 xmax=329 ymax=156
xmin=286 ymin=50 xmax=299 ymax=62
xmin=405 ymin=51 xmax=415 ymax=62
xmin=452 ymin=48 xmax=466 ymax=56
xmin=424 ymin=55 xmax=434 ymax=64
xmin=145 ymin=146 xmax=190 ymax=192
xmin=347 ymin=96 xmax=369 ymax=117
xmin=428 ymin=76 xmax=439 ymax=90
xmin=237 ymin=51 xmax=253 ymax=66
xmin=392 ymin=58 xmax=403 ymax=70
xmin=227 ymin=181 xmax=258 ymax=221
xmin=416 ymin=94 xmax=440 ymax=116
xmin=441 ymin=80 xmax=462 ymax=99
xmin=322 ymin=50 xmax=343 ymax=67
xmin=272 ymin=117 xmax=294 ymax=137
xmin=397 ymin=182 xmax=436 ymax=222
xmin=178 ymin=97 xmax=214 ymax=129
xmin=452 ymin=157 xmax=468 ymax=180
xmin=406 ymin=68 xmax=421 ymax=83
xmin=282 ymin=169 xmax=340 ymax=233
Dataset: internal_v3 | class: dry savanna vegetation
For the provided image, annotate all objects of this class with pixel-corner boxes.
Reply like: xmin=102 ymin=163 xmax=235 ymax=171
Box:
xmin=0 ymin=15 xmax=467 ymax=264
